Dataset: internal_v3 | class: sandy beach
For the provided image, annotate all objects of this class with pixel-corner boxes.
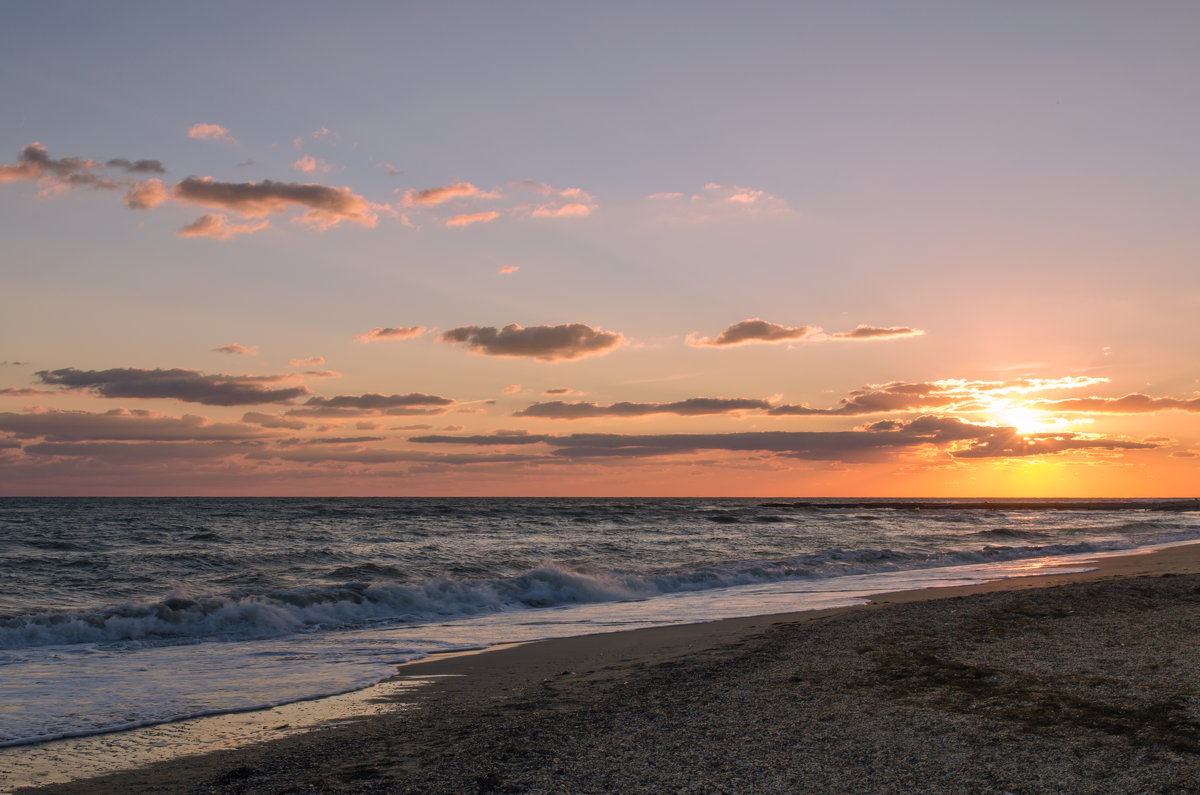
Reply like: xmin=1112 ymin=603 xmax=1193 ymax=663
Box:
xmin=18 ymin=543 xmax=1200 ymax=794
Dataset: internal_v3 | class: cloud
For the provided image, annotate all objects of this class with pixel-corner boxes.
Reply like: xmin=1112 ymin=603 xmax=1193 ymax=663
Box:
xmin=688 ymin=319 xmax=816 ymax=347
xmin=499 ymin=265 xmax=519 ymax=275
xmin=125 ymin=178 xmax=169 ymax=209
xmin=410 ymin=431 xmax=552 ymax=446
xmin=313 ymin=127 xmax=332 ymax=139
xmin=503 ymin=384 xmax=523 ymax=394
xmin=0 ymin=408 xmax=270 ymax=442
xmin=0 ymin=142 xmax=117 ymax=194
xmin=285 ymin=392 xmax=455 ymax=418
xmin=515 ymin=397 xmax=772 ymax=419
xmin=213 ymin=343 xmax=258 ymax=356
xmin=36 ymin=367 xmax=309 ymax=406
xmin=0 ymin=387 xmax=56 ymax=396
xmin=187 ymin=123 xmax=236 ymax=143
xmin=530 ymin=203 xmax=591 ymax=218
xmin=23 ymin=441 xmax=256 ymax=464
xmin=769 ymin=377 xmax=1113 ymax=417
xmin=291 ymin=155 xmax=332 ymax=174
xmin=441 ymin=323 xmax=624 ymax=362
xmin=645 ymin=183 xmax=793 ymax=222
xmin=242 ymin=411 xmax=308 ymax=430
xmin=178 ymin=213 xmax=270 ymax=240
xmin=830 ymin=325 xmax=925 ymax=340
xmin=303 ymin=393 xmax=454 ymax=410
xmin=0 ymin=143 xmax=96 ymax=183
xmin=412 ymin=416 xmax=1158 ymax=462
xmin=403 ymin=182 xmax=488 ymax=206
xmin=173 ymin=177 xmax=378 ymax=229
xmin=1031 ymin=394 xmax=1200 ymax=413
xmin=446 ymin=211 xmax=499 ymax=228
xmin=289 ymin=356 xmax=325 ymax=367
xmin=353 ymin=326 xmax=426 ymax=343
xmin=105 ymin=158 xmax=166 ymax=175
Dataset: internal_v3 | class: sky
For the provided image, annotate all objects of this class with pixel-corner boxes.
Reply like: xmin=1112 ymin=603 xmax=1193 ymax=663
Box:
xmin=1 ymin=1 xmax=1198 ymax=497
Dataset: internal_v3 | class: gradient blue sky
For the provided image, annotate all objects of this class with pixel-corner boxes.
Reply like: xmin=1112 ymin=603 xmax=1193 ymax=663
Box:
xmin=2 ymin=1 xmax=1198 ymax=495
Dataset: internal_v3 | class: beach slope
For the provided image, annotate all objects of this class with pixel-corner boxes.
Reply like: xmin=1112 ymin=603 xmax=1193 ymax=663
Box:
xmin=22 ymin=545 xmax=1200 ymax=793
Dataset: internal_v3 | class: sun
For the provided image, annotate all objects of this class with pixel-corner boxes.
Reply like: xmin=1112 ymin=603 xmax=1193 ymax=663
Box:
xmin=984 ymin=400 xmax=1058 ymax=435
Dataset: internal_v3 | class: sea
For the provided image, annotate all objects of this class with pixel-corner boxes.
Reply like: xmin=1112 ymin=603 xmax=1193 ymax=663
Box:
xmin=2 ymin=497 xmax=1199 ymax=786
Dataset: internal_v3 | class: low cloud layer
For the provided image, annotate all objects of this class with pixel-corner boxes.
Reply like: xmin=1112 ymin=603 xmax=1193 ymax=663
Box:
xmin=36 ymin=367 xmax=309 ymax=406
xmin=286 ymin=392 xmax=455 ymax=418
xmin=769 ymin=377 xmax=1108 ymax=417
xmin=688 ymin=319 xmax=816 ymax=347
xmin=0 ymin=408 xmax=270 ymax=442
xmin=442 ymin=323 xmax=624 ymax=361
xmin=515 ymin=398 xmax=771 ymax=419
xmin=412 ymin=415 xmax=1157 ymax=462
xmin=1032 ymin=394 xmax=1200 ymax=413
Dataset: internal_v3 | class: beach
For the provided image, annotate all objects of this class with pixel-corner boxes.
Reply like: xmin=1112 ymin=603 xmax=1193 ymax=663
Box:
xmin=16 ymin=542 xmax=1200 ymax=794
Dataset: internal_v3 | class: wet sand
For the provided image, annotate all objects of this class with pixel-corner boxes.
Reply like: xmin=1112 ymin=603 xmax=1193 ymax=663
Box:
xmin=18 ymin=544 xmax=1200 ymax=793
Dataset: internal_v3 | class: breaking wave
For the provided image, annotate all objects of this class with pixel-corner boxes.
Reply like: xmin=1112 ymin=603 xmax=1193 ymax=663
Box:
xmin=6 ymin=530 xmax=1200 ymax=651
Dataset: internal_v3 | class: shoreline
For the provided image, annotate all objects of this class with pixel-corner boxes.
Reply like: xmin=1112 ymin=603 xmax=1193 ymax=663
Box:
xmin=15 ymin=542 xmax=1200 ymax=793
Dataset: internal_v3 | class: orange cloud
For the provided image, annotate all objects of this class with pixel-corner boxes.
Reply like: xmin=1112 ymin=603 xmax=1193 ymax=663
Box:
xmin=291 ymin=155 xmax=332 ymax=174
xmin=831 ymin=325 xmax=926 ymax=340
xmin=531 ymin=203 xmax=591 ymax=218
xmin=178 ymin=213 xmax=270 ymax=240
xmin=0 ymin=143 xmax=116 ymax=194
xmin=289 ymin=356 xmax=325 ymax=367
xmin=646 ymin=183 xmax=793 ymax=223
xmin=515 ymin=397 xmax=772 ymax=419
xmin=688 ymin=319 xmax=816 ymax=347
xmin=441 ymin=323 xmax=624 ymax=362
xmin=187 ymin=123 xmax=236 ymax=144
xmin=499 ymin=265 xmax=520 ymax=275
xmin=125 ymin=178 xmax=169 ymax=210
xmin=353 ymin=326 xmax=426 ymax=343
xmin=403 ymin=182 xmax=488 ymax=206
xmin=213 ymin=343 xmax=258 ymax=356
xmin=1032 ymin=394 xmax=1200 ymax=413
xmin=446 ymin=211 xmax=499 ymax=228
xmin=173 ymin=177 xmax=377 ymax=229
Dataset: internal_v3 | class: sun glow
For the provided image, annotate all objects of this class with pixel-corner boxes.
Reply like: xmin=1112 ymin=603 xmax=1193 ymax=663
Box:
xmin=984 ymin=400 xmax=1065 ymax=435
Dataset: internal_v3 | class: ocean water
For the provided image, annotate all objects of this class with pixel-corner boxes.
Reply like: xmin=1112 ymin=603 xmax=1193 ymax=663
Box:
xmin=2 ymin=497 xmax=1199 ymax=755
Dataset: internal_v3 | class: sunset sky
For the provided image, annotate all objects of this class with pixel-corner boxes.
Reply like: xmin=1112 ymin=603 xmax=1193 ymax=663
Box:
xmin=2 ymin=2 xmax=1198 ymax=496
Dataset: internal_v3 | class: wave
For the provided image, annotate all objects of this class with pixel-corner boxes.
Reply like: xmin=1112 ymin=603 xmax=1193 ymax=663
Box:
xmin=4 ymin=531 xmax=1200 ymax=651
